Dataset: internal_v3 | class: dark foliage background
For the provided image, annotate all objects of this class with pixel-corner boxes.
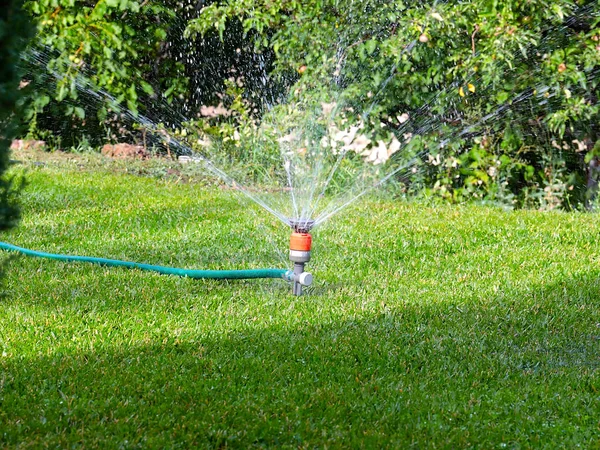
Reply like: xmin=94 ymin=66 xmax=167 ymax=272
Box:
xmin=0 ymin=0 xmax=31 ymax=231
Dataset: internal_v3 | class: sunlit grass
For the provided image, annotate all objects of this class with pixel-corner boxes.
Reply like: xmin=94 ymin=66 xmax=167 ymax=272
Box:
xmin=1 ymin=159 xmax=599 ymax=447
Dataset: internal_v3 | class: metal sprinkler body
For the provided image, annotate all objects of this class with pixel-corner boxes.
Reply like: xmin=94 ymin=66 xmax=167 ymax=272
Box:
xmin=288 ymin=218 xmax=315 ymax=296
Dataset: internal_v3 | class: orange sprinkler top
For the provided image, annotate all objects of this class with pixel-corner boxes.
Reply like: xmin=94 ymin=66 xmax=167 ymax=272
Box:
xmin=290 ymin=232 xmax=312 ymax=251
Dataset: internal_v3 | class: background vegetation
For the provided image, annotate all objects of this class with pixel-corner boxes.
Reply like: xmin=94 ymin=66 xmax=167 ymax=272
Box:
xmin=22 ymin=0 xmax=600 ymax=209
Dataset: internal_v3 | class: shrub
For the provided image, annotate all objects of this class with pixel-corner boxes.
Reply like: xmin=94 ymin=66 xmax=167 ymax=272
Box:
xmin=24 ymin=0 xmax=187 ymax=146
xmin=187 ymin=0 xmax=600 ymax=209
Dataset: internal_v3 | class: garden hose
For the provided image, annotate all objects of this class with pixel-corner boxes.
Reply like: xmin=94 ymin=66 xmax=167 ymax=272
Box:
xmin=0 ymin=241 xmax=295 ymax=281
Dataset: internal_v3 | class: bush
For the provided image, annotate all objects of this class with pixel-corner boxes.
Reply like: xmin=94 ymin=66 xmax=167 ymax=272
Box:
xmin=24 ymin=0 xmax=187 ymax=146
xmin=23 ymin=0 xmax=277 ymax=150
xmin=187 ymin=0 xmax=600 ymax=209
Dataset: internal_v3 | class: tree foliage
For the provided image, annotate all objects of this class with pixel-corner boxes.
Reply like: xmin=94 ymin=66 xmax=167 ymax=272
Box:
xmin=0 ymin=0 xmax=31 ymax=230
xmin=24 ymin=0 xmax=600 ymax=209
xmin=187 ymin=0 xmax=600 ymax=208
xmin=25 ymin=0 xmax=188 ymax=144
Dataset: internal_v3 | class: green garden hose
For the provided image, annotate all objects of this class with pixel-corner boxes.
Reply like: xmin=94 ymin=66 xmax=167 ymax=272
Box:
xmin=0 ymin=241 xmax=294 ymax=281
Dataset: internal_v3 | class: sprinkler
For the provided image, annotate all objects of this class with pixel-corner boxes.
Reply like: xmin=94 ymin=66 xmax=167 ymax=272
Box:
xmin=288 ymin=218 xmax=315 ymax=296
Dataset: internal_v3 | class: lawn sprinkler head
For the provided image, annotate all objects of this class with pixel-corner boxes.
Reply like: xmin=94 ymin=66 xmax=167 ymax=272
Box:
xmin=289 ymin=217 xmax=315 ymax=233
xmin=288 ymin=218 xmax=314 ymax=296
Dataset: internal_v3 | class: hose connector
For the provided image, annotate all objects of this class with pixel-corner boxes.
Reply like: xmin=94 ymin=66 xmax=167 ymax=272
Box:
xmin=284 ymin=270 xmax=313 ymax=287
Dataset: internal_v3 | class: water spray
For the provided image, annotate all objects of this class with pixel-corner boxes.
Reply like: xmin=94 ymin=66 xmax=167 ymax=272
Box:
xmin=288 ymin=218 xmax=315 ymax=296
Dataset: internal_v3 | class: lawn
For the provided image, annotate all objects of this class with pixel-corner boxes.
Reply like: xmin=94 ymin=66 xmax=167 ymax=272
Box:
xmin=0 ymin=153 xmax=599 ymax=448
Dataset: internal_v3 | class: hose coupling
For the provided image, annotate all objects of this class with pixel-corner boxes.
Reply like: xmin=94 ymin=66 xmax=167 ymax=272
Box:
xmin=285 ymin=270 xmax=313 ymax=287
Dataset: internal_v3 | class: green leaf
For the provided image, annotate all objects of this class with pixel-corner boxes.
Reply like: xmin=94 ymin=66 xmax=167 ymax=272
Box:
xmin=57 ymin=84 xmax=68 ymax=102
xmin=35 ymin=95 xmax=51 ymax=110
xmin=127 ymin=99 xmax=138 ymax=116
xmin=97 ymin=106 xmax=108 ymax=121
xmin=163 ymin=84 xmax=175 ymax=99
xmin=140 ymin=81 xmax=154 ymax=96
xmin=128 ymin=83 xmax=138 ymax=101
xmin=365 ymin=39 xmax=377 ymax=55
xmin=74 ymin=106 xmax=85 ymax=119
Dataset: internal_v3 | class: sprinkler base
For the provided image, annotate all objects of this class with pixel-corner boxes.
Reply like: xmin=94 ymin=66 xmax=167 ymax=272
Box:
xmin=292 ymin=262 xmax=309 ymax=296
xmin=284 ymin=265 xmax=313 ymax=295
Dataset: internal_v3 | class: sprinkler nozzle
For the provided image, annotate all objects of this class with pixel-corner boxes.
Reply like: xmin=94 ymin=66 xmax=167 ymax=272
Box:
xmin=288 ymin=222 xmax=314 ymax=296
xmin=289 ymin=218 xmax=315 ymax=233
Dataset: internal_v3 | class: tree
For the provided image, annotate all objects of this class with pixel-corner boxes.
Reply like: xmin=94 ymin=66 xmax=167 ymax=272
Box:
xmin=0 ymin=0 xmax=32 ymax=231
xmin=23 ymin=0 xmax=600 ymax=209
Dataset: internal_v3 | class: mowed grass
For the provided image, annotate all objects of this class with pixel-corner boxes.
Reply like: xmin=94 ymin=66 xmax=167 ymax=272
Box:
xmin=1 ymin=159 xmax=599 ymax=448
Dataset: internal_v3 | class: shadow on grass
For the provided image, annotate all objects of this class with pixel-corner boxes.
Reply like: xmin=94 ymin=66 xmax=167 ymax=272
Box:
xmin=1 ymin=272 xmax=599 ymax=448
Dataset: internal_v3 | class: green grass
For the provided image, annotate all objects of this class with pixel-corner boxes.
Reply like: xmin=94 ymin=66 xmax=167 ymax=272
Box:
xmin=1 ymin=159 xmax=599 ymax=448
